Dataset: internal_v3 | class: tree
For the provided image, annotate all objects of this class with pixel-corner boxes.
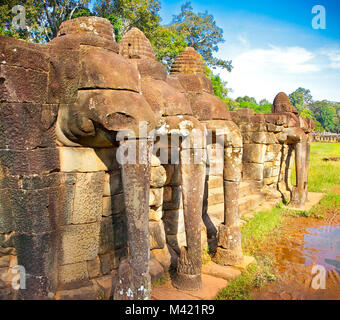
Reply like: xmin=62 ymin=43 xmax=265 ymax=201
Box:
xmin=259 ymin=99 xmax=270 ymax=105
xmin=295 ymin=87 xmax=313 ymax=106
xmin=289 ymin=91 xmax=304 ymax=112
xmin=310 ymin=100 xmax=336 ymax=132
xmin=236 ymin=96 xmax=257 ymax=105
xmin=300 ymin=109 xmax=324 ymax=131
xmin=94 ymin=0 xmax=161 ymax=40
xmin=0 ymin=0 xmax=46 ymax=42
xmin=0 ymin=0 xmax=91 ymax=42
xmin=171 ymin=2 xmax=232 ymax=71
xmin=289 ymin=87 xmax=313 ymax=112
xmin=151 ymin=25 xmax=187 ymax=69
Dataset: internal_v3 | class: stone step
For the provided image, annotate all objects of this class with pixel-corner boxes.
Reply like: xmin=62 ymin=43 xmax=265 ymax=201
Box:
xmin=205 ymin=203 xmax=224 ymax=222
xmin=207 ymin=175 xmax=223 ymax=189
xmin=238 ymin=193 xmax=265 ymax=216
xmin=207 ymin=187 xmax=224 ymax=206
xmin=239 ymin=181 xmax=251 ymax=198
xmin=202 ymin=261 xmax=241 ymax=281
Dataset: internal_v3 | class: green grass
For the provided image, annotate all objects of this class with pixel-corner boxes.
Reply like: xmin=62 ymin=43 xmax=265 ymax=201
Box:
xmin=241 ymin=206 xmax=284 ymax=256
xmin=215 ymin=143 xmax=340 ymax=300
xmin=291 ymin=143 xmax=340 ymax=193
xmin=215 ymin=257 xmax=277 ymax=300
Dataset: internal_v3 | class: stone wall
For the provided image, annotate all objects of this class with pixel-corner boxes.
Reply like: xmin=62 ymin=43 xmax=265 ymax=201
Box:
xmin=0 ymin=17 xmax=315 ymax=299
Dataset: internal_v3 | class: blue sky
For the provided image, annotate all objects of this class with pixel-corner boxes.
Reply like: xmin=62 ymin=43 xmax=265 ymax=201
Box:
xmin=159 ymin=0 xmax=340 ymax=102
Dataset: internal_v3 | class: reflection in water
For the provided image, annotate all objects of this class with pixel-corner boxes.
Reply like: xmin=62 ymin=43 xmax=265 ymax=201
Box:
xmin=304 ymin=226 xmax=340 ymax=274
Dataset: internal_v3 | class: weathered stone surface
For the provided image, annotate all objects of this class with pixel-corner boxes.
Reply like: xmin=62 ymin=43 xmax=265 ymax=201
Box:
xmin=243 ymin=144 xmax=266 ymax=164
xmin=150 ymin=166 xmax=167 ymax=187
xmin=87 ymin=256 xmax=101 ymax=279
xmin=58 ymin=262 xmax=89 ymax=285
xmin=55 ymin=283 xmax=97 ymax=300
xmin=58 ymin=147 xmax=119 ymax=172
xmin=119 ymin=27 xmax=155 ymax=60
xmin=164 ymin=165 xmax=181 ymax=186
xmin=72 ymin=172 xmax=104 ymax=224
xmin=59 ymin=223 xmax=100 ymax=265
xmin=149 ymin=258 xmax=164 ymax=283
xmin=243 ymin=163 xmax=264 ymax=181
xmin=99 ymin=215 xmax=127 ymax=255
xmin=151 ymin=245 xmax=171 ymax=271
xmin=14 ymin=231 xmax=58 ymax=281
xmin=163 ymin=209 xmax=185 ymax=235
xmin=0 ymin=148 xmax=59 ymax=175
xmin=0 ymin=64 xmax=48 ymax=103
xmin=79 ymin=45 xmax=140 ymax=92
xmin=202 ymin=261 xmax=241 ymax=280
xmin=142 ymin=78 xmax=192 ymax=118
xmin=149 ymin=221 xmax=166 ymax=250
xmin=149 ymin=188 xmax=163 ymax=207
xmin=102 ymin=194 xmax=125 ymax=216
xmin=163 ymin=186 xmax=183 ymax=210
xmin=149 ymin=206 xmax=163 ymax=222
xmin=0 ymin=103 xmax=57 ymax=150
xmin=224 ymin=148 xmax=242 ymax=182
xmin=10 ymin=186 xmax=63 ymax=233
xmin=103 ymin=172 xmax=123 ymax=196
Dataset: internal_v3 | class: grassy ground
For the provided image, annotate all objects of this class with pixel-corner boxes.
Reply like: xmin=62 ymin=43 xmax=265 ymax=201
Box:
xmin=215 ymin=143 xmax=340 ymax=300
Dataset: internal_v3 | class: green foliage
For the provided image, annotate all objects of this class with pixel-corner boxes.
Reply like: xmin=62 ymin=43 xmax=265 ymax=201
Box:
xmin=310 ymin=100 xmax=337 ymax=132
xmin=0 ymin=0 xmax=46 ymax=42
xmin=236 ymin=96 xmax=257 ymax=105
xmin=106 ymin=13 xmax=123 ymax=42
xmin=171 ymin=2 xmax=232 ymax=71
xmin=289 ymin=88 xmax=339 ymax=133
xmin=151 ymin=25 xmax=187 ymax=68
xmin=289 ymin=91 xmax=304 ymax=112
xmin=71 ymin=7 xmax=92 ymax=19
xmin=94 ymin=0 xmax=161 ymax=39
xmin=215 ymin=257 xmax=276 ymax=300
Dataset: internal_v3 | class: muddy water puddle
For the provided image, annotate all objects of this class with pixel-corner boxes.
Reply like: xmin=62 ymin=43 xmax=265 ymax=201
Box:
xmin=252 ymin=216 xmax=340 ymax=300
xmin=304 ymin=226 xmax=340 ymax=275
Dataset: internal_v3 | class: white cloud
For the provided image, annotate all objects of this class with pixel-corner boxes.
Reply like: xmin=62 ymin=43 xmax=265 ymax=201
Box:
xmin=219 ymin=45 xmax=339 ymax=102
xmin=233 ymin=45 xmax=320 ymax=74
xmin=321 ymin=50 xmax=340 ymax=69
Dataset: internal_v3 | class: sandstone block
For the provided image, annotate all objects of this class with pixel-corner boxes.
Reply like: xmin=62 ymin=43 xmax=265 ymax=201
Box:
xmin=102 ymin=194 xmax=125 ymax=217
xmin=79 ymin=45 xmax=140 ymax=92
xmin=150 ymin=166 xmax=167 ymax=187
xmin=151 ymin=246 xmax=171 ymax=271
xmin=59 ymin=223 xmax=100 ymax=265
xmin=243 ymin=144 xmax=266 ymax=164
xmin=149 ymin=188 xmax=163 ymax=207
xmin=163 ymin=209 xmax=185 ymax=235
xmin=72 ymin=172 xmax=104 ymax=224
xmin=163 ymin=186 xmax=183 ymax=210
xmin=149 ymin=206 xmax=163 ymax=222
xmin=14 ymin=231 xmax=58 ymax=279
xmin=58 ymin=262 xmax=89 ymax=285
xmin=149 ymin=258 xmax=164 ymax=283
xmin=99 ymin=215 xmax=127 ymax=255
xmin=87 ymin=256 xmax=101 ymax=279
xmin=103 ymin=172 xmax=123 ymax=196
xmin=0 ymin=64 xmax=48 ymax=103
xmin=0 ymin=103 xmax=58 ymax=150
xmin=223 ymin=148 xmax=242 ymax=182
xmin=0 ymin=148 xmax=59 ymax=175
xmin=243 ymin=163 xmax=264 ymax=181
xmin=58 ymin=147 xmax=119 ymax=173
xmin=149 ymin=221 xmax=166 ymax=250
